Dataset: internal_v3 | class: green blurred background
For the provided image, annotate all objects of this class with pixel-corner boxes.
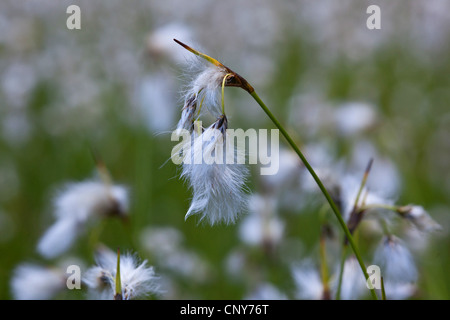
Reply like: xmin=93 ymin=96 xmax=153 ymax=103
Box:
xmin=0 ymin=0 xmax=449 ymax=299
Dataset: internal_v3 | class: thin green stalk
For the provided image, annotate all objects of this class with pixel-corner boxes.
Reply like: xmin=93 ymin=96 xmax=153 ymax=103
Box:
xmin=381 ymin=276 xmax=386 ymax=300
xmin=360 ymin=203 xmax=399 ymax=212
xmin=319 ymin=227 xmax=331 ymax=300
xmin=352 ymin=158 xmax=373 ymax=211
xmin=250 ymin=91 xmax=378 ymax=300
xmin=221 ymin=73 xmax=232 ymax=114
xmin=114 ymin=248 xmax=122 ymax=300
xmin=336 ymin=159 xmax=373 ymax=298
xmin=335 ymin=244 xmax=349 ymax=300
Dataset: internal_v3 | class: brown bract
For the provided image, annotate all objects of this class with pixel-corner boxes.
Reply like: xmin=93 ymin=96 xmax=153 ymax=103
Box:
xmin=174 ymin=39 xmax=254 ymax=93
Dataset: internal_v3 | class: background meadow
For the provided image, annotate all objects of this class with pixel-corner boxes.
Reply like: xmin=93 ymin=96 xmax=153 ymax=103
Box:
xmin=0 ymin=0 xmax=449 ymax=299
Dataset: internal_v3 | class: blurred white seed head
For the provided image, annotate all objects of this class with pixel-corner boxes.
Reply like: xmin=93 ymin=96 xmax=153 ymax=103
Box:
xmin=260 ymin=148 xmax=301 ymax=191
xmin=53 ymin=180 xmax=129 ymax=220
xmin=399 ymin=205 xmax=442 ymax=233
xmin=11 ymin=264 xmax=66 ymax=300
xmin=238 ymin=194 xmax=284 ymax=247
xmin=333 ymin=102 xmax=378 ymax=136
xmin=291 ymin=261 xmax=324 ymax=300
xmin=350 ymin=140 xmax=401 ymax=198
xmin=83 ymin=246 xmax=159 ymax=300
xmin=37 ymin=219 xmax=81 ymax=260
xmin=224 ymin=249 xmax=246 ymax=280
xmin=340 ymin=174 xmax=394 ymax=221
xmin=161 ymin=250 xmax=210 ymax=283
xmin=332 ymin=256 xmax=367 ymax=300
xmin=140 ymin=226 xmax=210 ymax=283
xmin=244 ymin=283 xmax=288 ymax=300
xmin=383 ymin=282 xmax=417 ymax=300
xmin=37 ymin=180 xmax=129 ymax=259
xmin=146 ymin=23 xmax=195 ymax=64
xmin=136 ymin=73 xmax=176 ymax=133
xmin=140 ymin=226 xmax=184 ymax=257
xmin=374 ymin=235 xmax=418 ymax=288
xmin=299 ymin=146 xmax=343 ymax=205
xmin=403 ymin=226 xmax=433 ymax=253
xmin=181 ymin=116 xmax=249 ymax=225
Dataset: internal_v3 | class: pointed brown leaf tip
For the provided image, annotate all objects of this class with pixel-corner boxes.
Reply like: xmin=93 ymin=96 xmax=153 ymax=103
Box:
xmin=365 ymin=158 xmax=374 ymax=176
xmin=173 ymin=38 xmax=196 ymax=55
xmin=173 ymin=39 xmax=254 ymax=93
xmin=173 ymin=38 xmax=185 ymax=48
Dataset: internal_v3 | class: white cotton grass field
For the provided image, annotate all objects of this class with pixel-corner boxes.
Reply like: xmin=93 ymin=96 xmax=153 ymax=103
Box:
xmin=1 ymin=0 xmax=450 ymax=300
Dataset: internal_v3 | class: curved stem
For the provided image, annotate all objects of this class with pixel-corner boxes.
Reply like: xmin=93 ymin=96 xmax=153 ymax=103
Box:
xmin=221 ymin=73 xmax=232 ymax=114
xmin=250 ymin=91 xmax=378 ymax=300
xmin=335 ymin=244 xmax=349 ymax=300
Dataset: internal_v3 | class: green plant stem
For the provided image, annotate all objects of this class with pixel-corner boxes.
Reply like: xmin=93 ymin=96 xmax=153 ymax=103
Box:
xmin=336 ymin=244 xmax=349 ymax=300
xmin=381 ymin=276 xmax=386 ymax=300
xmin=250 ymin=91 xmax=378 ymax=300
xmin=319 ymin=228 xmax=331 ymax=299
xmin=114 ymin=248 xmax=122 ymax=300
xmin=360 ymin=203 xmax=399 ymax=212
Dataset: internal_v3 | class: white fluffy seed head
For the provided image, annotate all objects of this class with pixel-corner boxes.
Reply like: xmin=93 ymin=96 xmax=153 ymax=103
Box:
xmin=37 ymin=218 xmax=82 ymax=259
xmin=291 ymin=261 xmax=324 ymax=300
xmin=373 ymin=235 xmax=418 ymax=285
xmin=180 ymin=59 xmax=228 ymax=124
xmin=83 ymin=266 xmax=114 ymax=300
xmin=401 ymin=205 xmax=442 ymax=233
xmin=146 ymin=23 xmax=194 ymax=64
xmin=53 ymin=181 xmax=129 ymax=220
xmin=181 ymin=117 xmax=249 ymax=225
xmin=10 ymin=264 xmax=66 ymax=300
xmin=238 ymin=194 xmax=284 ymax=247
xmin=83 ymin=246 xmax=160 ymax=300
xmin=333 ymin=102 xmax=377 ymax=136
xmin=176 ymin=91 xmax=199 ymax=135
xmin=37 ymin=180 xmax=129 ymax=259
xmin=382 ymin=282 xmax=417 ymax=300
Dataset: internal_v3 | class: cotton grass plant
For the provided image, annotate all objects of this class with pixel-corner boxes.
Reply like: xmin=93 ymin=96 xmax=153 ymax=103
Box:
xmin=36 ymin=162 xmax=129 ymax=259
xmin=11 ymin=159 xmax=161 ymax=300
xmin=84 ymin=246 xmax=160 ymax=300
xmin=171 ymin=39 xmax=442 ymax=300
xmin=171 ymin=39 xmax=379 ymax=298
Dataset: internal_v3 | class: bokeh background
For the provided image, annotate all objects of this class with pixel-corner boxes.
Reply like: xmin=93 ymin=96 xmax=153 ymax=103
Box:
xmin=0 ymin=0 xmax=449 ymax=299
